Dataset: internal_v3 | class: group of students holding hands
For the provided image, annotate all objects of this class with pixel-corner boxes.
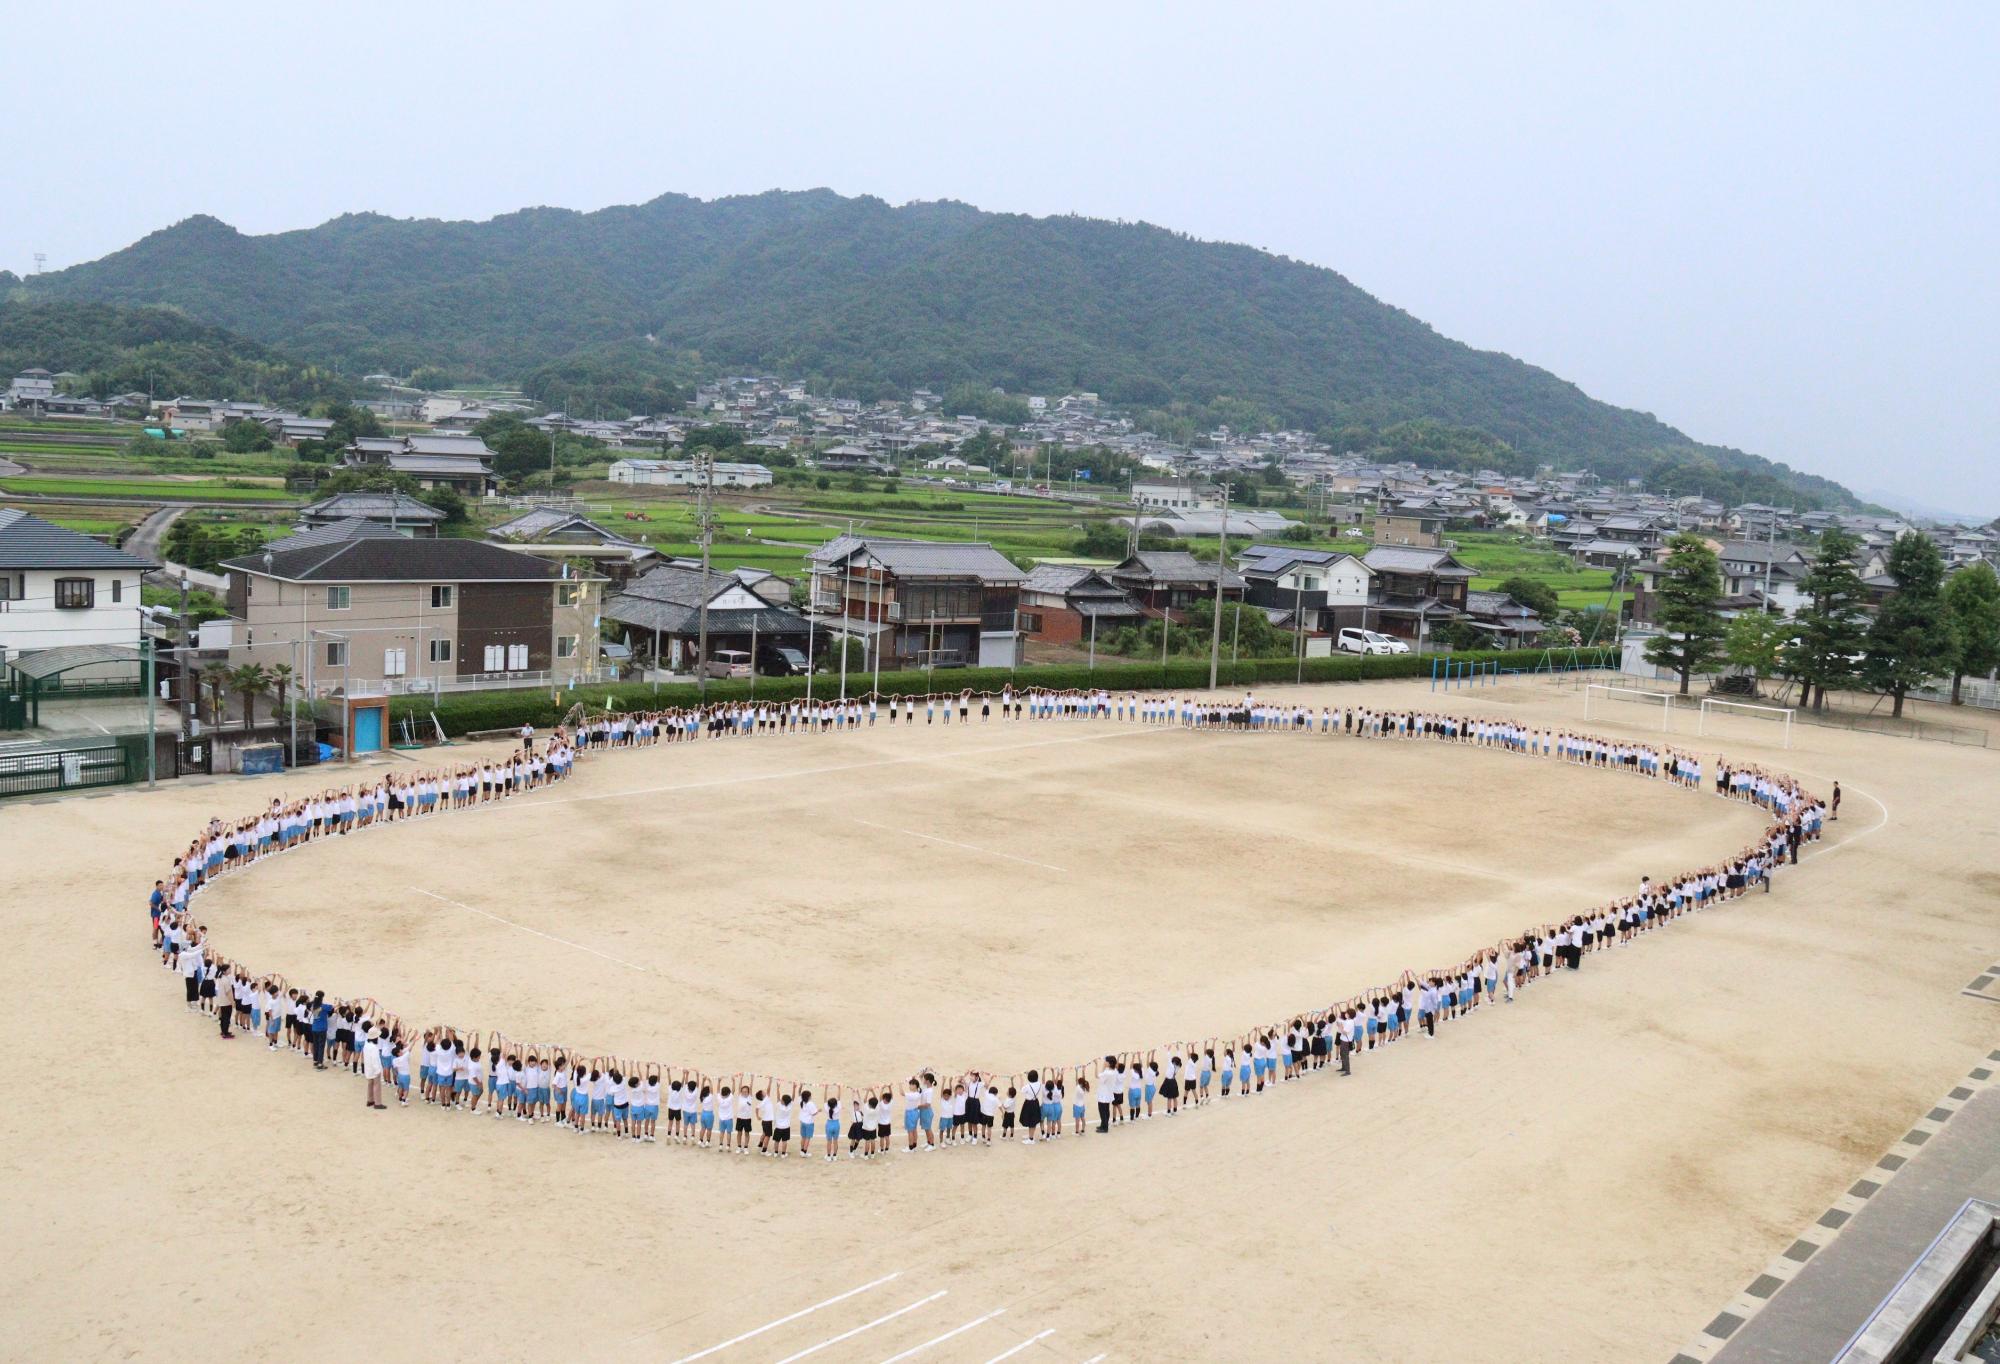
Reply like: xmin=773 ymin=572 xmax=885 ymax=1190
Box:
xmin=146 ymin=681 xmax=1827 ymax=1162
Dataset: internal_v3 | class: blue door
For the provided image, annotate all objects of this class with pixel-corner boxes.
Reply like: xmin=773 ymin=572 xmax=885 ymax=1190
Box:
xmin=353 ymin=705 xmax=384 ymax=754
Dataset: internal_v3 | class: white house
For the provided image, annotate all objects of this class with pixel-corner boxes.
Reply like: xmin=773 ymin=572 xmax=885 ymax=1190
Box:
xmin=608 ymin=458 xmax=773 ymax=489
xmin=1132 ymin=478 xmax=1222 ymax=511
xmin=0 ymin=509 xmax=154 ymax=671
xmin=8 ymin=369 xmax=56 ymax=406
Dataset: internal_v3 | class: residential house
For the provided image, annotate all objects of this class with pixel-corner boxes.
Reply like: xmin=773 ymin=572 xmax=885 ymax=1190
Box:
xmin=1233 ymin=544 xmax=1372 ymax=632
xmin=217 ymin=533 xmax=602 ymax=694
xmin=1359 ymin=545 xmax=1474 ymax=645
xmin=807 ymin=536 xmax=1026 ymax=670
xmin=1108 ymin=551 xmax=1246 ymax=621
xmin=263 ymin=415 xmax=336 ymax=445
xmin=0 ymin=509 xmax=154 ymax=682
xmin=815 ymin=444 xmax=892 ymax=474
xmin=1017 ymin=564 xmax=1147 ymax=646
xmin=1132 ymin=478 xmax=1221 ymax=512
xmin=600 ymin=563 xmax=811 ymax=672
xmin=607 ymin=458 xmax=773 ymax=489
xmin=486 ymin=506 xmax=657 ymax=581
xmin=296 ymin=491 xmax=446 ymax=537
xmin=1374 ymin=504 xmax=1445 ymax=549
xmin=1460 ymin=590 xmax=1545 ymax=645
xmin=7 ymin=369 xmax=56 ymax=406
xmin=343 ymin=434 xmax=497 ymax=495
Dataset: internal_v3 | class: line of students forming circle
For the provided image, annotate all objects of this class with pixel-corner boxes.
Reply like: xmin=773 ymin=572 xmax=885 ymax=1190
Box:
xmin=147 ymin=685 xmax=1828 ymax=1160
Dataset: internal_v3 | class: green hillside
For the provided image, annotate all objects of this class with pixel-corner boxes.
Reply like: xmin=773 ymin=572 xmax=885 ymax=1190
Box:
xmin=0 ymin=298 xmax=356 ymax=407
xmin=6 ymin=189 xmax=1857 ymax=506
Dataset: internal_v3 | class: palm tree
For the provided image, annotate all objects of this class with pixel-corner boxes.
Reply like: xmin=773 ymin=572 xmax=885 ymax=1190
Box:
xmin=200 ymin=663 xmax=233 ymax=728
xmin=230 ymin=664 xmax=271 ymax=728
xmin=268 ymin=662 xmax=294 ymax=727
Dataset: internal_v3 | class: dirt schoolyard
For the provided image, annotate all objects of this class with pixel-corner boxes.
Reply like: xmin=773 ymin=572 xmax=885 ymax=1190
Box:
xmin=1 ymin=678 xmax=1994 ymax=1362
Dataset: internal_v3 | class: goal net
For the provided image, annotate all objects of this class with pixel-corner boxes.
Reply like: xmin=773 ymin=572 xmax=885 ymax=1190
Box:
xmin=1583 ymin=683 xmax=1674 ymax=731
xmin=1697 ymin=697 xmax=1794 ymax=748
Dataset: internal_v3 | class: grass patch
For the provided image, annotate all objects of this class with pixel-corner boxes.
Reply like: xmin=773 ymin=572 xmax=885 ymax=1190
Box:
xmin=0 ymin=476 xmax=298 ymax=502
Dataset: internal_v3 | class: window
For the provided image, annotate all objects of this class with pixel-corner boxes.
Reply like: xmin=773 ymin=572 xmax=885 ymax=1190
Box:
xmin=111 ymin=579 xmax=122 ymax=603
xmin=325 ymin=586 xmax=351 ymax=611
xmin=54 ymin=577 xmax=94 ymax=610
xmin=1020 ymin=611 xmax=1043 ymax=632
xmin=430 ymin=585 xmax=453 ymax=609
xmin=556 ymin=582 xmax=581 ymax=607
xmin=325 ymin=639 xmax=348 ymax=667
xmin=555 ymin=635 xmax=577 ymax=659
xmin=383 ymin=647 xmax=407 ymax=677
xmin=428 ymin=638 xmax=452 ymax=663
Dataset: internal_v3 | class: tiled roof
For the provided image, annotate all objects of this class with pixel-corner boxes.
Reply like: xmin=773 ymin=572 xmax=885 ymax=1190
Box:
xmin=489 ymin=507 xmax=635 ymax=544
xmin=600 ymin=595 xmax=808 ymax=637
xmin=265 ymin=518 xmax=406 ymax=553
xmin=1363 ymin=545 xmax=1458 ymax=574
xmin=1113 ymin=551 xmax=1245 ymax=588
xmin=0 ymin=509 xmax=153 ymax=570
xmin=299 ymin=491 xmax=445 ymax=522
xmin=811 ymin=536 xmax=1025 ymax=583
xmin=222 ymin=536 xmax=566 ymax=584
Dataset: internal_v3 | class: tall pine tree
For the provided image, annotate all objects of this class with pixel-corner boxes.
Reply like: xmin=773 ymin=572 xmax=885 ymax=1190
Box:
xmin=1786 ymin=528 xmax=1868 ymax=711
xmin=1944 ymin=560 xmax=2000 ymax=704
xmin=1864 ymin=533 xmax=1952 ymax=717
xmin=1643 ymin=533 xmax=1727 ymax=696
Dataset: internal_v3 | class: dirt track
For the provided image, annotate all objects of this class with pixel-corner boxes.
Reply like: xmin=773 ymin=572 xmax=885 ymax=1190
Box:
xmin=2 ymin=678 xmax=1994 ymax=1363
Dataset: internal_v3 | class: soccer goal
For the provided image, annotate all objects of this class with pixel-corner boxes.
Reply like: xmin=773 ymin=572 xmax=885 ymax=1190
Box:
xmin=1584 ymin=682 xmax=1674 ymax=731
xmin=1697 ymin=697 xmax=1794 ymax=748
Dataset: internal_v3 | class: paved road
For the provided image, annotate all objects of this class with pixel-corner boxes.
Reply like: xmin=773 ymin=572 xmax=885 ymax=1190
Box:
xmin=0 ymin=456 xmax=23 ymax=477
xmin=124 ymin=505 xmax=183 ymax=563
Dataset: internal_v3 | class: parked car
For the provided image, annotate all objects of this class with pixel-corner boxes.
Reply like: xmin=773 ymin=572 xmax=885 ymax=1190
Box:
xmin=756 ymin=643 xmax=810 ymax=676
xmin=1335 ymin=628 xmax=1410 ymax=656
xmin=699 ymin=649 xmax=754 ymax=679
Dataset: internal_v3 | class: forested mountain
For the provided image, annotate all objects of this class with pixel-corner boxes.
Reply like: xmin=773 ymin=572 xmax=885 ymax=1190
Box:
xmin=8 ymin=189 xmax=1856 ymax=505
xmin=0 ymin=297 xmax=355 ymax=407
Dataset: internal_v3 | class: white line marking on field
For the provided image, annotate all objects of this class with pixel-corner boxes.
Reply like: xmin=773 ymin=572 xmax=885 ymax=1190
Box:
xmin=771 ymin=1292 xmax=946 ymax=1364
xmin=849 ymin=818 xmax=1066 ymax=873
xmin=410 ymin=887 xmax=649 ymax=973
xmin=1808 ymin=787 xmax=1889 ymax=860
xmin=876 ymin=1308 xmax=1007 ymax=1364
xmin=1080 ymin=1354 xmax=1108 ymax=1363
xmin=982 ymin=1329 xmax=1056 ymax=1362
xmin=664 ymin=1271 xmax=902 ymax=1363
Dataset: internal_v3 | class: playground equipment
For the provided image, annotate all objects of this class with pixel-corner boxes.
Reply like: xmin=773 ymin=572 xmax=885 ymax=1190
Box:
xmin=1430 ymin=657 xmax=1498 ymax=691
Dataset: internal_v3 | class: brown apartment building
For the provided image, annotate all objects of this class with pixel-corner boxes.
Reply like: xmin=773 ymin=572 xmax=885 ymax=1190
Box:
xmin=217 ymin=520 xmax=602 ymax=693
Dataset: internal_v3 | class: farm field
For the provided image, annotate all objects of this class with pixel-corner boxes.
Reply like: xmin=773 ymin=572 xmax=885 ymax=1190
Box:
xmin=0 ymin=474 xmax=297 ymax=502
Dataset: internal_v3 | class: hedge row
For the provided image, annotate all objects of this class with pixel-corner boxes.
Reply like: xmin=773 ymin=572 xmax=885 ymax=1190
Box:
xmin=387 ymin=648 xmax=1615 ymax=738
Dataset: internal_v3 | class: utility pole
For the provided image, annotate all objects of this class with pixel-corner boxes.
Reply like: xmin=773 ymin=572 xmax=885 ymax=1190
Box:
xmin=1295 ymin=572 xmax=1307 ymax=684
xmin=143 ymin=635 xmax=156 ymax=788
xmin=1207 ymin=486 xmax=1231 ymax=691
xmin=695 ymin=449 xmax=714 ymax=701
xmin=176 ymin=574 xmax=194 ymax=745
xmin=838 ymin=518 xmax=854 ymax=701
xmin=1761 ymin=516 xmax=1776 ymax=611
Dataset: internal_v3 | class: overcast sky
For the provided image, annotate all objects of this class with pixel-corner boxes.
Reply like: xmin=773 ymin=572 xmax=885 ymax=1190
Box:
xmin=6 ymin=3 xmax=1996 ymax=513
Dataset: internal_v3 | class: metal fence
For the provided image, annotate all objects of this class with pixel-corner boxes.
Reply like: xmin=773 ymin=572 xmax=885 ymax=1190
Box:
xmin=0 ymin=735 xmax=148 ymax=800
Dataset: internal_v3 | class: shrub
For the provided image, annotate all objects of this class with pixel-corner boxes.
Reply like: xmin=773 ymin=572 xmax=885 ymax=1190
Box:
xmin=389 ymin=646 xmax=1609 ymax=737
